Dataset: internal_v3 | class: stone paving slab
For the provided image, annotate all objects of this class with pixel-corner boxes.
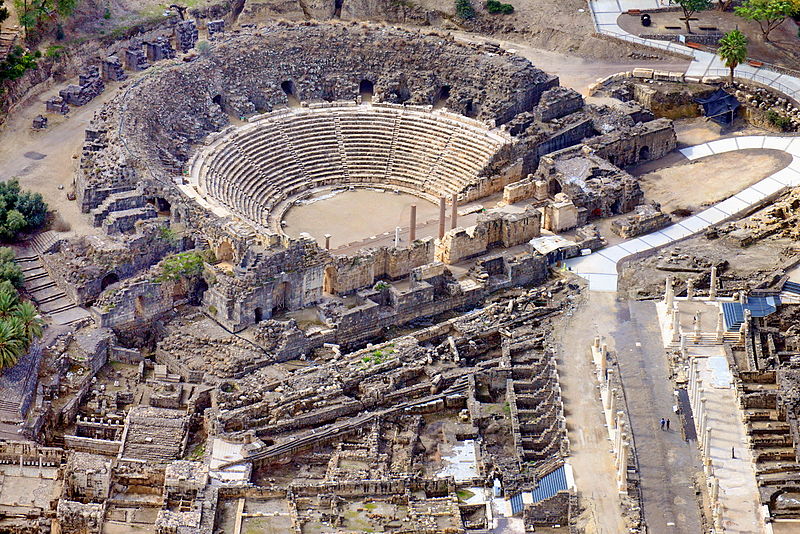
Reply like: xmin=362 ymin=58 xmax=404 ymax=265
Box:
xmin=714 ymin=196 xmax=751 ymax=216
xmin=734 ymin=187 xmax=767 ymax=204
xmin=736 ymin=136 xmax=765 ymax=150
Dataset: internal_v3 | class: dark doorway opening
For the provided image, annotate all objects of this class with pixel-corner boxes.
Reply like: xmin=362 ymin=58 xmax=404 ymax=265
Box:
xmin=359 ymin=79 xmax=374 ymax=102
xmin=639 ymin=146 xmax=650 ymax=161
xmin=101 ymin=273 xmax=119 ymax=291
xmin=280 ymin=80 xmax=300 ymax=107
xmin=254 ymin=307 xmax=263 ymax=323
xmin=433 ymin=85 xmax=450 ymax=109
xmin=548 ymin=179 xmax=562 ymax=197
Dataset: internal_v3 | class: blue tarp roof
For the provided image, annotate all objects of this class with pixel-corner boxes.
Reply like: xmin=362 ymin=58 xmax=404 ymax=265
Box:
xmin=531 ymin=466 xmax=568 ymax=504
xmin=696 ymin=88 xmax=740 ymax=125
xmin=723 ymin=296 xmax=779 ymax=331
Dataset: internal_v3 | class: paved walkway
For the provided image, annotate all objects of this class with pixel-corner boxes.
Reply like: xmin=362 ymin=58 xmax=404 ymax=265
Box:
xmin=566 ymin=135 xmax=800 ymax=290
xmin=693 ymin=354 xmax=766 ymax=533
xmin=588 ymin=0 xmax=800 ymax=102
xmin=612 ymin=300 xmax=704 ymax=533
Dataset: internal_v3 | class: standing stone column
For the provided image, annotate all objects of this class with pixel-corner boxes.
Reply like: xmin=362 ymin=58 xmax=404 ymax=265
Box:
xmin=599 ymin=346 xmax=608 ymax=382
xmin=324 ymin=234 xmax=331 ymax=250
xmin=438 ymin=196 xmax=446 ymax=239
xmin=716 ymin=311 xmax=725 ymax=343
xmin=709 ymin=267 xmax=718 ymax=301
xmin=617 ymin=441 xmax=629 ymax=492
xmin=608 ymin=389 xmax=617 ymax=427
xmin=672 ymin=307 xmax=681 ymax=343
xmin=450 ymin=193 xmax=458 ymax=230
xmin=694 ymin=311 xmax=703 ymax=343
xmin=665 ymin=275 xmax=674 ymax=308
xmin=699 ymin=397 xmax=708 ymax=437
xmin=409 ymin=205 xmax=417 ymax=242
xmin=687 ymin=279 xmax=695 ymax=301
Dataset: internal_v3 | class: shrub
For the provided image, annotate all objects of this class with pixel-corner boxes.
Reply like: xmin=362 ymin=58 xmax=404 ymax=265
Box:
xmin=157 ymin=251 xmax=206 ymax=282
xmin=0 ymin=181 xmax=48 ymax=242
xmin=455 ymin=0 xmax=475 ymax=19
xmin=486 ymin=0 xmax=514 ymax=13
xmin=767 ymin=110 xmax=792 ymax=131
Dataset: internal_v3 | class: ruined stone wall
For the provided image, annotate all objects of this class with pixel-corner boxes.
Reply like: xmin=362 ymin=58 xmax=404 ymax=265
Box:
xmin=93 ymin=280 xmax=175 ymax=329
xmin=435 ymin=209 xmax=541 ymax=265
xmin=523 ymin=491 xmax=571 ymax=528
xmin=90 ymin=22 xmax=554 ymax=185
xmin=589 ymin=118 xmax=676 ymax=167
xmin=41 ymin=222 xmax=180 ymax=306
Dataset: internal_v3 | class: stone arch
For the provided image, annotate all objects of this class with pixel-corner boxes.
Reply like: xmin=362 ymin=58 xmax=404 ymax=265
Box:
xmin=280 ymin=80 xmax=296 ymax=96
xmin=323 ymin=265 xmax=337 ymax=295
xmin=101 ymin=273 xmax=119 ymax=291
xmin=212 ymin=94 xmax=223 ymax=109
xmin=272 ymin=281 xmax=290 ymax=314
xmin=639 ymin=145 xmax=650 ymax=161
xmin=433 ymin=85 xmax=451 ymax=109
xmin=154 ymin=197 xmax=172 ymax=214
xmin=216 ymin=241 xmax=234 ymax=262
xmin=548 ymin=178 xmax=562 ymax=197
xmin=359 ymin=79 xmax=374 ymax=102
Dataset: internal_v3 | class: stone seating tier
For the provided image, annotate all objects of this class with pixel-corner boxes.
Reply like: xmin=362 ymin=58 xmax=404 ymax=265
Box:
xmin=192 ymin=103 xmax=511 ymax=227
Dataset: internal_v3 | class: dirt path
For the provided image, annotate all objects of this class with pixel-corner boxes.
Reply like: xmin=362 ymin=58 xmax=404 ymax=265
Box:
xmin=451 ymin=31 xmax=690 ymax=94
xmin=0 ymin=73 xmax=145 ymax=236
xmin=554 ymin=289 xmax=629 ymax=534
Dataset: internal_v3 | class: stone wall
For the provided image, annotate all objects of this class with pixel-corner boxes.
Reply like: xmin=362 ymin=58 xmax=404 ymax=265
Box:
xmin=588 ymin=118 xmax=676 ymax=167
xmin=435 ymin=208 xmax=541 ymax=265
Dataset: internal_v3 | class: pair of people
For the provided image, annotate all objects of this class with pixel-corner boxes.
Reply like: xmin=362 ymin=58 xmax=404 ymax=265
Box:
xmin=659 ymin=418 xmax=671 ymax=430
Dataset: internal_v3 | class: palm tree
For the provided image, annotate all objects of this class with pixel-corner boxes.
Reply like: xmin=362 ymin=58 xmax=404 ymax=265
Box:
xmin=0 ymin=320 xmax=26 ymax=369
xmin=0 ymin=288 xmax=19 ymax=320
xmin=13 ymin=301 xmax=43 ymax=344
xmin=718 ymin=30 xmax=748 ymax=83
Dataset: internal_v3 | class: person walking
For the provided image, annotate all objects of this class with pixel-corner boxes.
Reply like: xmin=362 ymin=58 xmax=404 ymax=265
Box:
xmin=666 ymin=418 xmax=671 ymax=430
xmin=660 ymin=418 xmax=665 ymax=430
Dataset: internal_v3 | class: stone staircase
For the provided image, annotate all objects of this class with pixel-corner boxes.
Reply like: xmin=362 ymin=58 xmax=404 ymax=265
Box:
xmin=102 ymin=205 xmax=158 ymax=234
xmin=89 ymin=188 xmax=144 ymax=226
xmin=16 ymin=234 xmax=90 ymax=326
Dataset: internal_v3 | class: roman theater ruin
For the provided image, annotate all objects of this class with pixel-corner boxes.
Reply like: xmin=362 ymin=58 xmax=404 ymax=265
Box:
xmin=1 ymin=1 xmax=800 ymax=532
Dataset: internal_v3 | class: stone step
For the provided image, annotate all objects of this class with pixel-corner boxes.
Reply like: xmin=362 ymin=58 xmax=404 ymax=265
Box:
xmin=102 ymin=206 xmax=157 ymax=234
xmin=90 ymin=188 xmax=145 ymax=226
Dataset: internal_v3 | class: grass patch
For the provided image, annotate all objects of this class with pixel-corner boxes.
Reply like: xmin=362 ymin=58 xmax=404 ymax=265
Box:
xmin=457 ymin=489 xmax=475 ymax=501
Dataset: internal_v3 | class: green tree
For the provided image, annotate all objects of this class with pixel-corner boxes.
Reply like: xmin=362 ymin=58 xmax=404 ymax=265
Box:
xmin=455 ymin=0 xmax=475 ymax=19
xmin=0 ymin=319 xmax=26 ymax=369
xmin=15 ymin=191 xmax=47 ymax=229
xmin=0 ymin=0 xmax=9 ymax=32
xmin=718 ymin=29 xmax=748 ymax=82
xmin=673 ymin=0 xmax=713 ymax=32
xmin=735 ymin=0 xmax=798 ymax=41
xmin=13 ymin=301 xmax=43 ymax=343
xmin=0 ymin=46 xmax=40 ymax=86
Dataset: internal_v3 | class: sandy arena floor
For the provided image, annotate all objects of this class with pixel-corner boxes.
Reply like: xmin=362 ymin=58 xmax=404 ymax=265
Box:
xmin=282 ymin=189 xmax=440 ymax=249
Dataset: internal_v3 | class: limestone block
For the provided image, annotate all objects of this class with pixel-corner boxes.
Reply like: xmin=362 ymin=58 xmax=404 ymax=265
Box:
xmin=632 ymin=68 xmax=654 ymax=79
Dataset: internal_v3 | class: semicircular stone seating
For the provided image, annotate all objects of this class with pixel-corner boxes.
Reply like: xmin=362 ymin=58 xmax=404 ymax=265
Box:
xmin=189 ymin=102 xmax=511 ymax=228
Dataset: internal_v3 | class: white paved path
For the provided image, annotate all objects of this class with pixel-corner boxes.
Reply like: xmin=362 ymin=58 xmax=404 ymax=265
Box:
xmin=588 ymin=0 xmax=800 ymax=102
xmin=565 ymin=135 xmax=800 ymax=290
